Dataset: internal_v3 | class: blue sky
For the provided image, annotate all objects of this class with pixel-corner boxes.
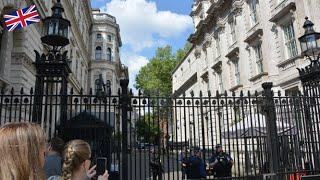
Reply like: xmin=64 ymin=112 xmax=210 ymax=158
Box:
xmin=91 ymin=0 xmax=194 ymax=89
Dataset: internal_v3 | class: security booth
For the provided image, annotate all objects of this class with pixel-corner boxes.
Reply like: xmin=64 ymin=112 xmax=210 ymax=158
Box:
xmin=60 ymin=111 xmax=119 ymax=178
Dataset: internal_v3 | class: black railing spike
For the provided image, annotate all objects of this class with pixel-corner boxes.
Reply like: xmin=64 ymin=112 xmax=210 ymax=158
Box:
xmin=240 ymin=90 xmax=243 ymax=97
xmin=183 ymin=92 xmax=186 ymax=97
xmin=70 ymin=88 xmax=74 ymax=95
xmin=298 ymin=90 xmax=302 ymax=96
xmin=224 ymin=90 xmax=227 ymax=96
xmin=278 ymin=90 xmax=281 ymax=97
xmin=216 ymin=90 xmax=219 ymax=97
xmin=20 ymin=87 xmax=24 ymax=95
xmin=247 ymin=90 xmax=251 ymax=97
xmin=255 ymin=90 xmax=258 ymax=96
xmin=208 ymin=90 xmax=211 ymax=97
xmin=285 ymin=91 xmax=288 ymax=96
xmin=118 ymin=88 xmax=121 ymax=95
xmin=271 ymin=90 xmax=274 ymax=97
xmin=129 ymin=89 xmax=133 ymax=96
xmin=108 ymin=88 xmax=112 ymax=96
xmin=190 ymin=91 xmax=194 ymax=97
xmin=41 ymin=53 xmax=46 ymax=61
xmin=30 ymin=87 xmax=34 ymax=95
xmin=11 ymin=87 xmax=14 ymax=95
xmin=199 ymin=91 xmax=202 ymax=97
xmin=89 ymin=88 xmax=93 ymax=95
xmin=232 ymin=91 xmax=236 ymax=96
xmin=80 ymin=88 xmax=83 ymax=95
xmin=1 ymin=88 xmax=4 ymax=95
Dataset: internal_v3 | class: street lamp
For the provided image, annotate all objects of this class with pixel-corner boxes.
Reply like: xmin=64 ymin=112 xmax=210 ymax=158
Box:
xmin=298 ymin=17 xmax=320 ymax=62
xmin=41 ymin=0 xmax=70 ymax=49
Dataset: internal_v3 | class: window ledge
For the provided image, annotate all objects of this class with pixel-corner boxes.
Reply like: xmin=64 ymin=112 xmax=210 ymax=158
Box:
xmin=211 ymin=57 xmax=222 ymax=70
xmin=245 ymin=26 xmax=263 ymax=43
xmin=229 ymin=84 xmax=243 ymax=92
xmin=269 ymin=0 xmax=296 ymax=22
xmin=277 ymin=54 xmax=303 ymax=69
xmin=226 ymin=45 xmax=239 ymax=59
xmin=249 ymin=72 xmax=268 ymax=82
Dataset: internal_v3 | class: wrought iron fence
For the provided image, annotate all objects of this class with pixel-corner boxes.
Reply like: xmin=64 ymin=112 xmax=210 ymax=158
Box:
xmin=0 ymin=82 xmax=320 ymax=180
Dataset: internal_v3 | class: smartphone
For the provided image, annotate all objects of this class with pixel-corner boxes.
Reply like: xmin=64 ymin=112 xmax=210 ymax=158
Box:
xmin=96 ymin=157 xmax=107 ymax=176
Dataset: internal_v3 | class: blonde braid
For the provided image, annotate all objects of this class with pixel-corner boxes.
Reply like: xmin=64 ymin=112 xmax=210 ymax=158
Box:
xmin=62 ymin=146 xmax=75 ymax=180
xmin=61 ymin=140 xmax=91 ymax=180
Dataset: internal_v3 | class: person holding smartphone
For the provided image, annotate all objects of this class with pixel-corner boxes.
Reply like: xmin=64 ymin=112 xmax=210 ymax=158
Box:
xmin=48 ymin=139 xmax=109 ymax=180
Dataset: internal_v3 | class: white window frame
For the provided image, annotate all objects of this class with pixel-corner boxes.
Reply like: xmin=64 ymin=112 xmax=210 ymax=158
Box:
xmin=230 ymin=18 xmax=236 ymax=43
xmin=217 ymin=71 xmax=224 ymax=92
xmin=249 ymin=0 xmax=258 ymax=26
xmin=254 ymin=44 xmax=263 ymax=74
xmin=216 ymin=34 xmax=221 ymax=57
xmin=234 ymin=60 xmax=241 ymax=85
xmin=282 ymin=21 xmax=298 ymax=59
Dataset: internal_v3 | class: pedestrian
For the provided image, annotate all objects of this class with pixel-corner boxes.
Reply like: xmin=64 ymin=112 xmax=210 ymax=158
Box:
xmin=209 ymin=144 xmax=233 ymax=178
xmin=48 ymin=139 xmax=109 ymax=180
xmin=150 ymin=146 xmax=163 ymax=180
xmin=44 ymin=137 xmax=65 ymax=178
xmin=179 ymin=148 xmax=189 ymax=179
xmin=186 ymin=147 xmax=206 ymax=179
xmin=0 ymin=122 xmax=47 ymax=180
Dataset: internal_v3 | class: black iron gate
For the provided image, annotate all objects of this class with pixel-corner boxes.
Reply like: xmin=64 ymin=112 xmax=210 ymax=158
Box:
xmin=2 ymin=81 xmax=320 ymax=179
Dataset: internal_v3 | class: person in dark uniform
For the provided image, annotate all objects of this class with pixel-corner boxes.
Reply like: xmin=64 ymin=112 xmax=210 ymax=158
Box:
xmin=186 ymin=147 xmax=206 ymax=179
xmin=150 ymin=147 xmax=163 ymax=180
xmin=209 ymin=144 xmax=233 ymax=178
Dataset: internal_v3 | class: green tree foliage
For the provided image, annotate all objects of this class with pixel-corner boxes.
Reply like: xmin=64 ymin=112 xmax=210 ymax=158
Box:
xmin=135 ymin=113 xmax=160 ymax=144
xmin=135 ymin=43 xmax=192 ymax=96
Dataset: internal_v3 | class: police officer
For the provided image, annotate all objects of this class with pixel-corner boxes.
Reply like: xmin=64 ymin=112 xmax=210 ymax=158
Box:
xmin=150 ymin=147 xmax=163 ymax=180
xmin=186 ymin=147 xmax=206 ymax=179
xmin=209 ymin=144 xmax=233 ymax=177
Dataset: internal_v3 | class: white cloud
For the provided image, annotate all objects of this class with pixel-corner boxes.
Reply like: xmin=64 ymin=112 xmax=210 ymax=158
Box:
xmin=102 ymin=0 xmax=193 ymax=52
xmin=121 ymin=52 xmax=149 ymax=91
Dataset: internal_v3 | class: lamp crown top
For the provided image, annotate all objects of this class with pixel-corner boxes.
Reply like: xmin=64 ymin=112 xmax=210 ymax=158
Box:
xmin=303 ymin=17 xmax=314 ymax=29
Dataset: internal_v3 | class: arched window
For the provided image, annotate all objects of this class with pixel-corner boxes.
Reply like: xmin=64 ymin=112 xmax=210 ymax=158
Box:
xmin=95 ymin=46 xmax=102 ymax=60
xmin=97 ymin=33 xmax=102 ymax=40
xmin=107 ymin=48 xmax=112 ymax=61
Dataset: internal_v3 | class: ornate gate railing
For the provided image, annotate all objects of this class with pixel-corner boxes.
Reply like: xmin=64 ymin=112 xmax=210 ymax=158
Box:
xmin=1 ymin=81 xmax=320 ymax=179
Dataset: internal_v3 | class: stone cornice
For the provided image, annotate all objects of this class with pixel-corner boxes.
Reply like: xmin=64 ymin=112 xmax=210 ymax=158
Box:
xmin=11 ymin=52 xmax=36 ymax=75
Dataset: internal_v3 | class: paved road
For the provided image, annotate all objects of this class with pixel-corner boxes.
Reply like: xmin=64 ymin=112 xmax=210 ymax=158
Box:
xmin=126 ymin=149 xmax=182 ymax=180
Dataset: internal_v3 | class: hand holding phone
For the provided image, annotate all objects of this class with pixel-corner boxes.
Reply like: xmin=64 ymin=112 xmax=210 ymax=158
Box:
xmin=96 ymin=157 xmax=107 ymax=176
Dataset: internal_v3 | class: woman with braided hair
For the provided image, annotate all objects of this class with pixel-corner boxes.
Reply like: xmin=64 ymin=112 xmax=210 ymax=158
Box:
xmin=48 ymin=139 xmax=109 ymax=180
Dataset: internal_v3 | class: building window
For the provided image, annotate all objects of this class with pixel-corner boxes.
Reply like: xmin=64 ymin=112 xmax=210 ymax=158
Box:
xmin=107 ymin=48 xmax=112 ymax=61
xmin=230 ymin=18 xmax=236 ymax=43
xmin=234 ymin=60 xmax=240 ymax=85
xmin=217 ymin=71 xmax=224 ymax=92
xmin=216 ymin=34 xmax=221 ymax=57
xmin=95 ymin=77 xmax=103 ymax=95
xmin=95 ymin=46 xmax=102 ymax=60
xmin=108 ymin=35 xmax=112 ymax=42
xmin=249 ymin=0 xmax=258 ymax=26
xmin=254 ymin=44 xmax=263 ymax=74
xmin=283 ymin=21 xmax=298 ymax=58
xmin=97 ymin=33 xmax=102 ymax=40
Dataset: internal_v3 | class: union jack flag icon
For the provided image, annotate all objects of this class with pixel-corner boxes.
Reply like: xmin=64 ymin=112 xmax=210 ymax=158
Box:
xmin=4 ymin=5 xmax=41 ymax=32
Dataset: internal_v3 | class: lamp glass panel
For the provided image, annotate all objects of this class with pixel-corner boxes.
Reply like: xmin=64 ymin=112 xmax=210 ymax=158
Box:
xmin=306 ymin=35 xmax=317 ymax=49
xmin=48 ymin=21 xmax=54 ymax=35
xmin=301 ymin=41 xmax=307 ymax=52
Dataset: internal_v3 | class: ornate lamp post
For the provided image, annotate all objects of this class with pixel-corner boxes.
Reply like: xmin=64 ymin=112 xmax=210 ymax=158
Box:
xmin=298 ymin=17 xmax=320 ymax=62
xmin=33 ymin=0 xmax=71 ymax=137
xmin=297 ymin=17 xmax=320 ymax=170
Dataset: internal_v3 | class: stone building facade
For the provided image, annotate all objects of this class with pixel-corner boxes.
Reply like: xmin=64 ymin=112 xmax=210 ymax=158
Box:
xmin=173 ymin=0 xmax=320 ymax=97
xmin=0 ymin=0 xmax=128 ymax=95
xmin=171 ymin=0 xmax=320 ymax=147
